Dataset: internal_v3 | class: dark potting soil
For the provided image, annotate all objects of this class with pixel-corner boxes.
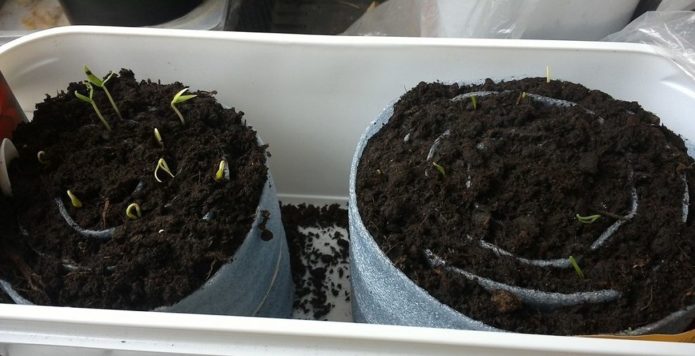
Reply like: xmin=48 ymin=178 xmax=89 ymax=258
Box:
xmin=0 ymin=193 xmax=19 ymax=305
xmin=356 ymin=78 xmax=695 ymax=335
xmin=0 ymin=291 xmax=11 ymax=304
xmin=281 ymin=203 xmax=350 ymax=319
xmin=0 ymin=69 xmax=268 ymax=310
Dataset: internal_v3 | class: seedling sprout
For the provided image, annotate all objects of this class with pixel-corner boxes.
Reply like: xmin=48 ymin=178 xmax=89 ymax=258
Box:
xmin=75 ymin=82 xmax=111 ymax=131
xmin=471 ymin=95 xmax=478 ymax=111
xmin=154 ymin=128 xmax=163 ymax=147
xmin=126 ymin=203 xmax=142 ymax=220
xmin=154 ymin=158 xmax=175 ymax=183
xmin=36 ymin=150 xmax=48 ymax=165
xmin=170 ymin=88 xmax=197 ymax=124
xmin=66 ymin=190 xmax=83 ymax=208
xmin=576 ymin=214 xmax=601 ymax=224
xmin=432 ymin=162 xmax=446 ymax=177
xmin=546 ymin=65 xmax=551 ymax=83
xmin=569 ymin=255 xmax=585 ymax=279
xmin=84 ymin=65 xmax=122 ymax=120
xmin=214 ymin=160 xmax=227 ymax=182
xmin=516 ymin=91 xmax=527 ymax=105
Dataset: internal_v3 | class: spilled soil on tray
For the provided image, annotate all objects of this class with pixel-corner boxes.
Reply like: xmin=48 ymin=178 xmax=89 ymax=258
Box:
xmin=356 ymin=78 xmax=695 ymax=335
xmin=281 ymin=203 xmax=350 ymax=319
xmin=0 ymin=69 xmax=268 ymax=310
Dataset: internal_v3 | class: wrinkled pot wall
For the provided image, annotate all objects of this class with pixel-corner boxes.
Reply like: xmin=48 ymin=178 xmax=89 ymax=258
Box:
xmin=348 ymin=96 xmax=695 ymax=335
xmin=1 ymin=152 xmax=293 ymax=318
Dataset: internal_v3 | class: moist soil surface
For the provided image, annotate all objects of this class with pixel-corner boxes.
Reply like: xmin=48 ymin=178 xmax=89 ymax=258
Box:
xmin=281 ymin=203 xmax=350 ymax=319
xmin=0 ymin=69 xmax=267 ymax=310
xmin=356 ymin=78 xmax=695 ymax=335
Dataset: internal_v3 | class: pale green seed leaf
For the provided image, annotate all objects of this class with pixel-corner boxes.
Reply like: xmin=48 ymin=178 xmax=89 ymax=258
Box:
xmin=576 ymin=214 xmax=601 ymax=224
xmin=103 ymin=71 xmax=115 ymax=84
xmin=176 ymin=94 xmax=197 ymax=102
xmin=568 ymin=255 xmax=585 ymax=279
xmin=74 ymin=91 xmax=92 ymax=103
xmin=432 ymin=162 xmax=446 ymax=177
xmin=84 ymin=65 xmax=104 ymax=87
xmin=172 ymin=88 xmax=197 ymax=105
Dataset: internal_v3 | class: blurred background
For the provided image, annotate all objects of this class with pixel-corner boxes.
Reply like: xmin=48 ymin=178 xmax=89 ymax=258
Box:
xmin=0 ymin=0 xmax=691 ymax=44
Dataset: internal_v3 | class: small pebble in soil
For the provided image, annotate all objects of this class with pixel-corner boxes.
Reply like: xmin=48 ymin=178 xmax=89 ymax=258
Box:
xmin=490 ymin=289 xmax=523 ymax=314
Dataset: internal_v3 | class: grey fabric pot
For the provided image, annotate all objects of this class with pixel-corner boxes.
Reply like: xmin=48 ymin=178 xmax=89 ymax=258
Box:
xmin=160 ymin=171 xmax=293 ymax=317
xmin=1 ymin=140 xmax=292 ymax=318
xmin=348 ymin=103 xmax=497 ymax=331
xmin=349 ymin=94 xmax=695 ymax=335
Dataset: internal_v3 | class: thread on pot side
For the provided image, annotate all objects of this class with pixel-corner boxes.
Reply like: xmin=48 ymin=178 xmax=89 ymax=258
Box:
xmin=424 ymin=249 xmax=621 ymax=308
xmin=54 ymin=198 xmax=115 ymax=240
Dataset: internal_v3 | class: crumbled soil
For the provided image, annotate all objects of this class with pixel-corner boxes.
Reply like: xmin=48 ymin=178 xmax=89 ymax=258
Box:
xmin=356 ymin=78 xmax=695 ymax=335
xmin=0 ymin=70 xmax=267 ymax=310
xmin=0 ymin=292 xmax=10 ymax=304
xmin=281 ymin=203 xmax=349 ymax=319
xmin=0 ymin=194 xmax=17 ymax=304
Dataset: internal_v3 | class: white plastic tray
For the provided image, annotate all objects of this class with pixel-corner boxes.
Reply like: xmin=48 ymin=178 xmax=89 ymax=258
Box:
xmin=0 ymin=26 xmax=694 ymax=355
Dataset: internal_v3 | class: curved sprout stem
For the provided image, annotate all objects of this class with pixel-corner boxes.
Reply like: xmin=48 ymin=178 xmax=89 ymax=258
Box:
xmin=126 ymin=203 xmax=142 ymax=220
xmin=36 ymin=150 xmax=48 ymax=165
xmin=154 ymin=158 xmax=175 ymax=183
xmin=432 ymin=162 xmax=446 ymax=177
xmin=75 ymin=82 xmax=111 ymax=131
xmin=103 ymin=87 xmax=122 ymax=120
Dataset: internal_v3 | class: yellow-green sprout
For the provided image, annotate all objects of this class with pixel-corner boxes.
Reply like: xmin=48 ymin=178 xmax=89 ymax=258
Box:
xmin=432 ymin=162 xmax=446 ymax=177
xmin=470 ymin=95 xmax=478 ymax=110
xmin=214 ymin=160 xmax=227 ymax=182
xmin=154 ymin=128 xmax=163 ymax=147
xmin=84 ymin=65 xmax=122 ymax=120
xmin=154 ymin=158 xmax=175 ymax=183
xmin=170 ymin=88 xmax=197 ymax=124
xmin=576 ymin=214 xmax=601 ymax=224
xmin=126 ymin=203 xmax=142 ymax=220
xmin=66 ymin=190 xmax=83 ymax=208
xmin=569 ymin=255 xmax=585 ymax=279
xmin=75 ymin=82 xmax=111 ymax=131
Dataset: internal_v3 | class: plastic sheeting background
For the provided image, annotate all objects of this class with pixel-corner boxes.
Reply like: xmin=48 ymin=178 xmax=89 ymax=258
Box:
xmin=657 ymin=0 xmax=695 ymax=10
xmin=342 ymin=1 xmax=695 ymax=88
xmin=342 ymin=0 xmax=639 ymax=40
xmin=604 ymin=11 xmax=695 ymax=81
